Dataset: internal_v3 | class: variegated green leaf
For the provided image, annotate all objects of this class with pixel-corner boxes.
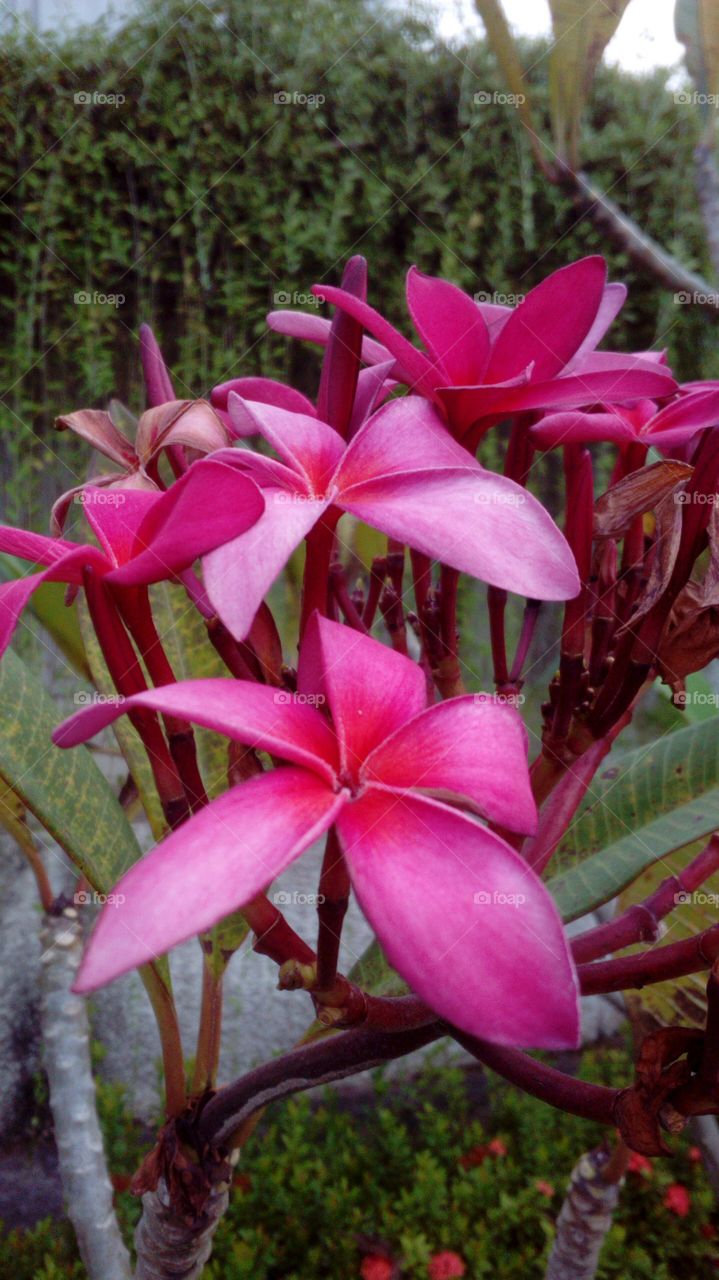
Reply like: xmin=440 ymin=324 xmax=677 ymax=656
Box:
xmin=0 ymin=646 xmax=141 ymax=892
xmin=547 ymin=717 xmax=719 ymax=921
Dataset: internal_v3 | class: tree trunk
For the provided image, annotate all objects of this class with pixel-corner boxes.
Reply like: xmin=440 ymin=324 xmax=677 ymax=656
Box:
xmin=134 ymin=1178 xmax=230 ymax=1280
xmin=545 ymin=1145 xmax=626 ymax=1280
xmin=40 ymin=907 xmax=132 ymax=1280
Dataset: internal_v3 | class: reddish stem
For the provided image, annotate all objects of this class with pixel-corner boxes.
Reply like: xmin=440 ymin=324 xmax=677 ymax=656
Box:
xmin=572 ymin=835 xmax=719 ymax=964
xmin=315 ymin=829 xmax=351 ymax=992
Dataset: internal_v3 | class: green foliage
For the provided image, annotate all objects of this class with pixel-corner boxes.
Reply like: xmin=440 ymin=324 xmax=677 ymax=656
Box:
xmin=546 ymin=714 xmax=719 ymax=921
xmin=0 ymin=645 xmax=141 ymax=892
xmin=0 ymin=0 xmax=714 ymax=527
xmin=1 ymin=1050 xmax=718 ymax=1278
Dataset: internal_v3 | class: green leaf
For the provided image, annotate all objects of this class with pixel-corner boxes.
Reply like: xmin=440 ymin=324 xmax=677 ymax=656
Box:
xmin=547 ymin=717 xmax=719 ymax=921
xmin=149 ymin=582 xmax=229 ymax=799
xmin=346 ymin=936 xmax=408 ymax=997
xmin=0 ymin=646 xmax=141 ymax=893
xmin=548 ymin=0 xmax=633 ymax=164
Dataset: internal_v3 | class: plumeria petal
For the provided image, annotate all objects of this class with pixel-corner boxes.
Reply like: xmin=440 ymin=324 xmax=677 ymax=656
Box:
xmin=203 ymin=492 xmax=330 ymax=640
xmin=484 ymin=257 xmax=607 ymax=383
xmin=350 ymin=361 xmax=397 ymax=435
xmin=105 ymin=459 xmax=265 ymax=587
xmin=50 ymin=472 xmax=158 ymax=537
xmin=54 ymin=678 xmax=340 ymax=779
xmin=74 ymin=769 xmax=344 ymax=991
xmin=139 ymin=324 xmax=175 ymax=405
xmin=312 ymin=284 xmax=442 ymax=398
xmin=227 ymin=396 xmax=344 ymax=493
xmin=300 ymin=613 xmax=427 ymax=772
xmin=337 ymin=788 xmax=580 ymax=1049
xmin=54 ymin=409 xmax=136 ymax=469
xmin=564 ymin=282 xmax=627 ymax=370
xmin=642 ymin=388 xmax=719 ymax=450
xmin=363 ymin=694 xmax=536 ymax=834
xmin=267 ymin=309 xmax=397 ymax=369
xmin=339 ymin=468 xmax=580 ymax=601
xmin=440 ymin=361 xmax=677 ymax=437
xmin=531 ymin=411 xmax=638 ymax=449
xmin=406 ymin=266 xmax=490 ymax=384
xmin=135 ymin=399 xmax=228 ymax=466
xmin=334 ymin=396 xmax=474 ymax=491
xmin=0 ymin=544 xmax=105 ymax=658
xmin=211 ymin=376 xmax=317 ymax=426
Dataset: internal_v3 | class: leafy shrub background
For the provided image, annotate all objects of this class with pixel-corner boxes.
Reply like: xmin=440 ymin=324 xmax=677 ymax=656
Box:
xmin=0 ymin=0 xmax=715 ymax=527
xmin=1 ymin=1049 xmax=717 ymax=1279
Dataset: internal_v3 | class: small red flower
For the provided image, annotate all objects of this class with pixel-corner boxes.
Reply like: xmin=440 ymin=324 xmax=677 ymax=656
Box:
xmin=664 ymin=1184 xmax=691 ymax=1217
xmin=360 ymin=1257 xmax=393 ymax=1280
xmin=627 ymin=1153 xmax=653 ymax=1177
xmin=701 ymin=1223 xmax=717 ymax=1239
xmin=428 ymin=1252 xmax=466 ymax=1279
xmin=535 ymin=1180 xmax=555 ymax=1198
xmin=459 ymin=1137 xmax=507 ymax=1169
xmin=689 ymin=1146 xmax=703 ymax=1164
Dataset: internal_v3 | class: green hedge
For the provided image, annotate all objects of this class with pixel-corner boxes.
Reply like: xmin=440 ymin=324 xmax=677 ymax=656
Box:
xmin=0 ymin=0 xmax=714 ymax=524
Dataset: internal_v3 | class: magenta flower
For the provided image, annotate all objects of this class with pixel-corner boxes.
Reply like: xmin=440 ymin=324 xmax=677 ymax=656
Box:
xmin=201 ymin=391 xmax=580 ymax=642
xmin=0 ymin=460 xmax=264 ymax=658
xmin=269 ymin=258 xmax=677 ymax=444
xmin=530 ymin=385 xmax=719 ymax=453
xmin=53 ymin=615 xmax=580 ymax=1049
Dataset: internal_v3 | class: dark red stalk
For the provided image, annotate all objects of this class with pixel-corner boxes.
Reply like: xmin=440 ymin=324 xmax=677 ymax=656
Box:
xmin=488 ymin=586 xmax=509 ymax=686
xmin=301 ymin=514 xmax=339 ymax=634
xmin=242 ymin=893 xmax=316 ymax=969
xmin=523 ymin=718 xmax=628 ymax=873
xmin=330 ymin=563 xmax=369 ymax=633
xmin=452 ymin=1031 xmax=620 ymax=1125
xmin=579 ymin=922 xmax=719 ymax=994
xmin=316 ymin=256 xmax=366 ymax=438
xmin=315 ymin=828 xmax=351 ymax=992
xmin=181 ymin=571 xmax=257 ymax=681
xmin=572 ymin=835 xmax=719 ymax=964
xmin=117 ymin=587 xmax=208 ymax=812
xmin=82 ymin=569 xmax=188 ymax=829
xmin=363 ymin=557 xmax=386 ymax=628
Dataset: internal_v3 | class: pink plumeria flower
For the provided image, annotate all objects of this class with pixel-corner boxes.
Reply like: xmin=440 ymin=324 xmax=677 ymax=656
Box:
xmin=52 ymin=398 xmax=229 ymax=532
xmin=269 ymin=258 xmax=677 ymax=445
xmin=53 ymin=615 xmax=580 ymax=1050
xmin=0 ymin=460 xmax=264 ymax=658
xmin=201 ymin=392 xmax=580 ymax=642
xmin=530 ymin=385 xmax=719 ymax=454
